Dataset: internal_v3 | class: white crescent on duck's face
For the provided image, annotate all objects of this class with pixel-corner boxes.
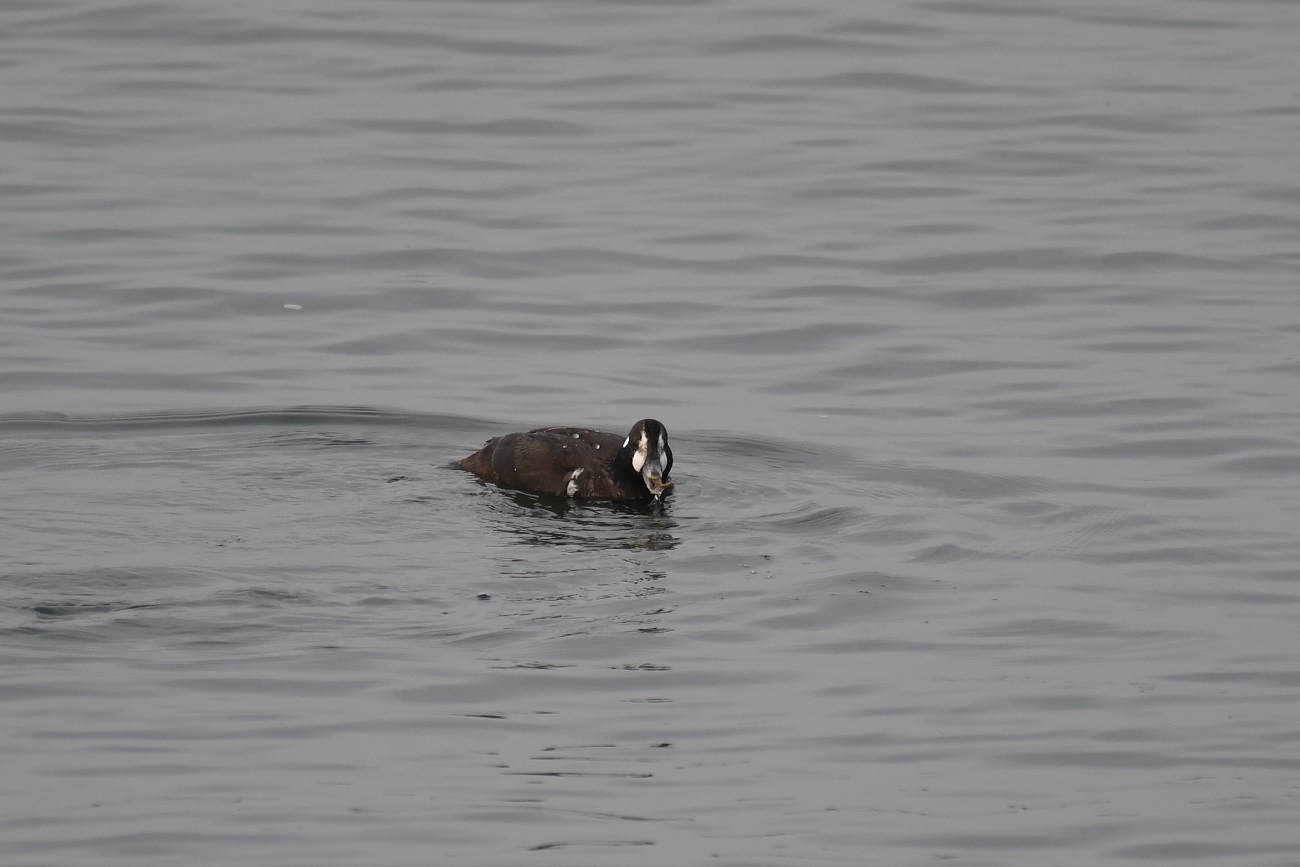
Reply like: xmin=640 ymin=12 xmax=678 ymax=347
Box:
xmin=629 ymin=430 xmax=647 ymax=472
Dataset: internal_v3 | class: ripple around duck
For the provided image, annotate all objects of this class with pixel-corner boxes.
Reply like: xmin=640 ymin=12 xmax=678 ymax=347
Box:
xmin=4 ymin=407 xmax=1253 ymax=583
xmin=752 ymin=503 xmax=866 ymax=534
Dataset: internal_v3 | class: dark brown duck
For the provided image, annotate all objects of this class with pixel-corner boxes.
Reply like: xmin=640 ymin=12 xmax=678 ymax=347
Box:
xmin=457 ymin=419 xmax=673 ymax=501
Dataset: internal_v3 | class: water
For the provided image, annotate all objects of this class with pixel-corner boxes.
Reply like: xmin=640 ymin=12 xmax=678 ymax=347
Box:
xmin=3 ymin=0 xmax=1300 ymax=864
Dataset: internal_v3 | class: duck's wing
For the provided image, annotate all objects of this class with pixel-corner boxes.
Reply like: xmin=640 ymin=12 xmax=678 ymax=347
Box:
xmin=476 ymin=428 xmax=614 ymax=495
xmin=526 ymin=427 xmax=624 ymax=460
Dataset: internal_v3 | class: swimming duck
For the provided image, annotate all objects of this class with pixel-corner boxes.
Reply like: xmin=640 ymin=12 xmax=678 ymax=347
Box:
xmin=457 ymin=419 xmax=673 ymax=501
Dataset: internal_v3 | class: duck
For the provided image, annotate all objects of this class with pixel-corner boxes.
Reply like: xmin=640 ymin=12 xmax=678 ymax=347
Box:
xmin=457 ymin=418 xmax=673 ymax=501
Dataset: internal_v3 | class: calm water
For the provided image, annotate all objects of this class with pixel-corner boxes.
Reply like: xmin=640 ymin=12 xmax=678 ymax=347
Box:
xmin=4 ymin=1 xmax=1300 ymax=864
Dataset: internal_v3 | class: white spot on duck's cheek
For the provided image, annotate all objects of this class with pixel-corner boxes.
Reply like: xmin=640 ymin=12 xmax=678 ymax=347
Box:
xmin=630 ymin=430 xmax=651 ymax=472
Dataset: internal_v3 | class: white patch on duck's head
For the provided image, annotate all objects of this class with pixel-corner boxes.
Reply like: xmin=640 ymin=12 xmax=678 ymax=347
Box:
xmin=630 ymin=429 xmax=650 ymax=473
xmin=565 ymin=467 xmax=584 ymax=497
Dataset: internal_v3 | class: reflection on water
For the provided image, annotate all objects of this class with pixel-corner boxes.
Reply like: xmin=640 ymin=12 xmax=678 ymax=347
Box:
xmin=479 ymin=486 xmax=680 ymax=552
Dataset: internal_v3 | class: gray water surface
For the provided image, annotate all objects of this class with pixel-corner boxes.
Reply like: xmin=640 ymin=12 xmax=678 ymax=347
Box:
xmin=4 ymin=1 xmax=1300 ymax=865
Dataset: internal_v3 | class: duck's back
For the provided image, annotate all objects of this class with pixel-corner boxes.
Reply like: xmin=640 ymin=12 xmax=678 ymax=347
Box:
xmin=458 ymin=426 xmax=625 ymax=497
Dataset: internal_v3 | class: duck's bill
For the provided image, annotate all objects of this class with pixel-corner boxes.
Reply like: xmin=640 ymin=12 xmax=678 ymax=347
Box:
xmin=648 ymin=478 xmax=674 ymax=500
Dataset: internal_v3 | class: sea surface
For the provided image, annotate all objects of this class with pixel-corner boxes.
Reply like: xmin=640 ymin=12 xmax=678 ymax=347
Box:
xmin=3 ymin=1 xmax=1300 ymax=865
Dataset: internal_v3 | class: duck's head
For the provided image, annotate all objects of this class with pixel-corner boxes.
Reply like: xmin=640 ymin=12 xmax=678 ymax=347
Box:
xmin=623 ymin=419 xmax=673 ymax=500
